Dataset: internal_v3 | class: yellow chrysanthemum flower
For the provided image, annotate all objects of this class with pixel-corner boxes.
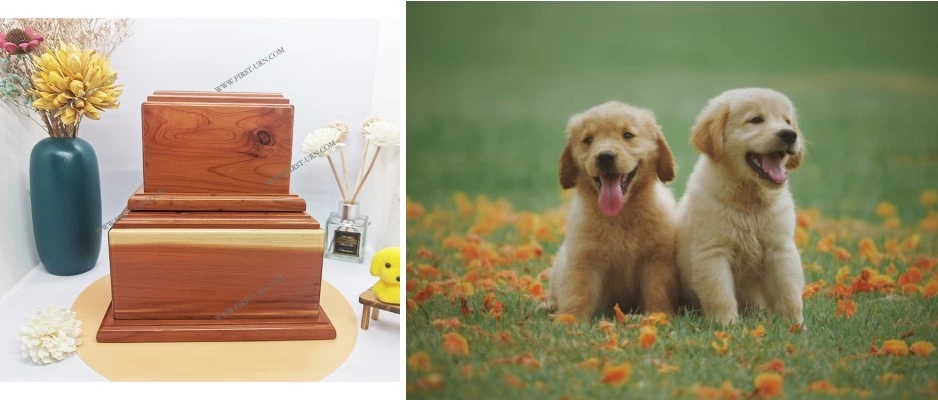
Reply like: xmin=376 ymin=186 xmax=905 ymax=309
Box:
xmin=30 ymin=43 xmax=122 ymax=126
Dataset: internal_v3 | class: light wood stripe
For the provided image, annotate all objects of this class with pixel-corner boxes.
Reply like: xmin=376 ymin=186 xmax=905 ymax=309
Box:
xmin=110 ymin=228 xmax=324 ymax=249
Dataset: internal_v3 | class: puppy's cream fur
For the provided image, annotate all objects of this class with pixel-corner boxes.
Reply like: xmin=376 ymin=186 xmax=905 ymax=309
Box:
xmin=677 ymin=88 xmax=806 ymax=325
xmin=546 ymin=101 xmax=679 ymax=321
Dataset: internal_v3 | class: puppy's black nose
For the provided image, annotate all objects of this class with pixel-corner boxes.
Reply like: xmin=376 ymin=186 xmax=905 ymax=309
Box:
xmin=777 ymin=129 xmax=797 ymax=144
xmin=597 ymin=151 xmax=616 ymax=169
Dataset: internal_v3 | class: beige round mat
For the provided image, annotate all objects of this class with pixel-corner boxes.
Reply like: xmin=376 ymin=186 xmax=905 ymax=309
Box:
xmin=72 ymin=275 xmax=358 ymax=381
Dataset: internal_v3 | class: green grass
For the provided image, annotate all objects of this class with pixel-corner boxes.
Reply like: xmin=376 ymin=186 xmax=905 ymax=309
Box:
xmin=406 ymin=2 xmax=938 ymax=399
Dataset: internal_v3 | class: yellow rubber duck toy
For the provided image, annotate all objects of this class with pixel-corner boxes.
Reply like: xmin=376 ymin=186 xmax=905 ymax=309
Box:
xmin=370 ymin=247 xmax=401 ymax=304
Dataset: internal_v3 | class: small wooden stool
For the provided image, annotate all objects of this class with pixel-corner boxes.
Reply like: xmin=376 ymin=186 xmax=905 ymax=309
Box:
xmin=359 ymin=287 xmax=400 ymax=330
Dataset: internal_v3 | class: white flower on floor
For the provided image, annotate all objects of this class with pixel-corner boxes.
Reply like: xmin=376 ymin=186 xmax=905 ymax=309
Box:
xmin=303 ymin=127 xmax=343 ymax=157
xmin=362 ymin=119 xmax=400 ymax=147
xmin=19 ymin=306 xmax=82 ymax=365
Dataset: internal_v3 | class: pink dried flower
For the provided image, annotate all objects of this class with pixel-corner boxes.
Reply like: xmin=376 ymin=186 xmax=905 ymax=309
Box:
xmin=1 ymin=28 xmax=44 ymax=54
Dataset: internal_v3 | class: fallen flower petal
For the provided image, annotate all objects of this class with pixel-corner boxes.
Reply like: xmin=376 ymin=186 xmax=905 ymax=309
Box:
xmin=600 ymin=362 xmax=632 ymax=387
xmin=442 ymin=332 xmax=470 ymax=356
xmin=910 ymin=341 xmax=936 ymax=356
xmin=753 ymin=372 xmax=783 ymax=398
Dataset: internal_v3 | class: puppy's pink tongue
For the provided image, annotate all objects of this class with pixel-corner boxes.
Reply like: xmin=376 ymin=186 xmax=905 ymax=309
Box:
xmin=761 ymin=153 xmax=788 ymax=184
xmin=598 ymin=175 xmax=625 ymax=216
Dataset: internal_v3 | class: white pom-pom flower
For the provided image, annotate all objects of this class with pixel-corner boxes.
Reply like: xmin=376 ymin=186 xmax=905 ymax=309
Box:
xmin=303 ymin=127 xmax=343 ymax=157
xmin=328 ymin=121 xmax=349 ymax=143
xmin=19 ymin=306 xmax=82 ymax=365
xmin=362 ymin=120 xmax=400 ymax=148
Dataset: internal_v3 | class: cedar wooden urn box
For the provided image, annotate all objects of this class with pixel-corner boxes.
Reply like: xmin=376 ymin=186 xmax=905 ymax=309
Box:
xmin=96 ymin=91 xmax=337 ymax=343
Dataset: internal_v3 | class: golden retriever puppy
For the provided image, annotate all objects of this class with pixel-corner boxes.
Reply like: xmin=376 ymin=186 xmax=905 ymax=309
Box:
xmin=545 ymin=101 xmax=679 ymax=321
xmin=676 ymin=88 xmax=805 ymax=325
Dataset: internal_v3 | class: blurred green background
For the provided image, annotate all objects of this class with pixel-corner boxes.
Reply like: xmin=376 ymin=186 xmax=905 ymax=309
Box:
xmin=407 ymin=2 xmax=938 ymax=221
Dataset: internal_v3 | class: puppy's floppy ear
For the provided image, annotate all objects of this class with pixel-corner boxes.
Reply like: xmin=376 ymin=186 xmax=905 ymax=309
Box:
xmin=559 ymin=112 xmax=586 ymax=189
xmin=640 ymin=110 xmax=676 ymax=182
xmin=559 ymin=141 xmax=578 ymax=189
xmin=691 ymin=101 xmax=729 ymax=161
xmin=655 ymin=134 xmax=676 ymax=183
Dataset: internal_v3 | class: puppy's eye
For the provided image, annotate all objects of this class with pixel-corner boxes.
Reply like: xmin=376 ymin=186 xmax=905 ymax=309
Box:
xmin=622 ymin=131 xmax=634 ymax=140
xmin=748 ymin=116 xmax=764 ymax=124
xmin=583 ymin=136 xmax=593 ymax=145
xmin=385 ymin=263 xmax=391 ymax=269
xmin=785 ymin=118 xmax=791 ymax=125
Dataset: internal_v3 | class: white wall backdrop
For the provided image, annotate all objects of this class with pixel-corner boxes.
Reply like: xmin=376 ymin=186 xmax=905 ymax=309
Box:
xmin=0 ymin=18 xmax=401 ymax=295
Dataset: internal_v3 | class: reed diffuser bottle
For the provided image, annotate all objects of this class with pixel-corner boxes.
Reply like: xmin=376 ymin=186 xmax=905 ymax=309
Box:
xmin=324 ymin=202 xmax=369 ymax=262
xmin=303 ymin=117 xmax=399 ymax=264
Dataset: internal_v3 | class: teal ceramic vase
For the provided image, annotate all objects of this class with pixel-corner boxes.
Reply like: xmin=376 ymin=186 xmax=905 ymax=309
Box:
xmin=29 ymin=137 xmax=102 ymax=276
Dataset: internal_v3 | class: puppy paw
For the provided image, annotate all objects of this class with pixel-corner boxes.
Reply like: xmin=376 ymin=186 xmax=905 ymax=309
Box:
xmin=537 ymin=301 xmax=557 ymax=314
xmin=714 ymin=311 xmax=739 ymax=326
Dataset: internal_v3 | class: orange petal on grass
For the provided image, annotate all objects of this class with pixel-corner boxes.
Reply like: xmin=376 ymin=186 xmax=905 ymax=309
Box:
xmin=879 ymin=373 xmax=903 ymax=383
xmin=639 ymin=325 xmax=658 ymax=349
xmin=407 ymin=299 xmax=417 ymax=312
xmin=794 ymin=227 xmax=809 ymax=247
xmin=879 ymin=339 xmax=909 ymax=356
xmin=417 ymin=373 xmax=444 ymax=391
xmin=902 ymin=283 xmax=920 ymax=295
xmin=555 ymin=313 xmax=578 ymax=325
xmin=836 ymin=266 xmax=852 ymax=284
xmin=750 ymin=325 xmax=766 ymax=339
xmin=910 ymin=341 xmax=936 ymax=356
xmin=806 ymin=380 xmax=840 ymax=394
xmin=753 ymin=372 xmax=783 ymax=398
xmin=432 ymin=318 xmax=463 ymax=330
xmin=788 ymin=323 xmax=803 ymax=333
xmin=785 ymin=343 xmax=796 ymax=355
xmin=652 ymin=359 xmax=678 ymax=374
xmin=711 ymin=337 xmax=730 ymax=356
xmin=503 ymin=373 xmax=525 ymax=388
xmin=613 ymin=303 xmax=627 ymax=323
xmin=642 ymin=312 xmax=671 ymax=327
xmin=442 ymin=332 xmax=470 ymax=356
xmin=921 ymin=189 xmax=938 ymax=207
xmin=834 ymin=247 xmax=853 ymax=262
xmin=600 ymin=362 xmax=632 ymax=387
xmin=759 ymin=359 xmax=785 ymax=374
xmin=876 ymin=201 xmax=897 ymax=218
xmin=828 ymin=283 xmax=853 ymax=299
xmin=405 ymin=199 xmax=426 ymax=219
xmin=836 ymin=299 xmax=857 ymax=317
xmin=898 ymin=267 xmax=923 ymax=286
xmin=516 ymin=353 xmax=542 ymax=368
xmin=816 ymin=234 xmax=836 ymax=252
xmin=924 ymin=281 xmax=938 ymax=299
xmin=921 ymin=211 xmax=938 ymax=232
xmin=598 ymin=320 xmax=616 ymax=335
xmin=578 ymin=357 xmax=603 ymax=369
xmin=493 ymin=331 xmax=512 ymax=344
xmin=883 ymin=217 xmax=901 ymax=229
xmin=803 ymin=279 xmax=826 ymax=299
xmin=460 ymin=364 xmax=474 ymax=378
xmin=408 ymin=351 xmax=432 ymax=372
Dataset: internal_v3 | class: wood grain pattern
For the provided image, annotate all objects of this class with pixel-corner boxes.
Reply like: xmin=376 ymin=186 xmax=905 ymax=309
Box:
xmin=97 ymin=302 xmax=337 ymax=342
xmin=359 ymin=288 xmax=400 ymax=330
xmin=127 ymin=186 xmax=307 ymax=212
xmin=359 ymin=288 xmax=401 ymax=314
xmin=111 ymin=209 xmax=320 ymax=229
xmin=147 ymin=95 xmax=290 ymax=104
xmin=142 ymin=102 xmax=294 ymax=194
xmin=109 ymin=227 xmax=324 ymax=320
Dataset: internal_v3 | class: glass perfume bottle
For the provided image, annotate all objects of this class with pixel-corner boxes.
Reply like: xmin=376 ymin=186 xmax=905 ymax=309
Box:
xmin=324 ymin=202 xmax=368 ymax=263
